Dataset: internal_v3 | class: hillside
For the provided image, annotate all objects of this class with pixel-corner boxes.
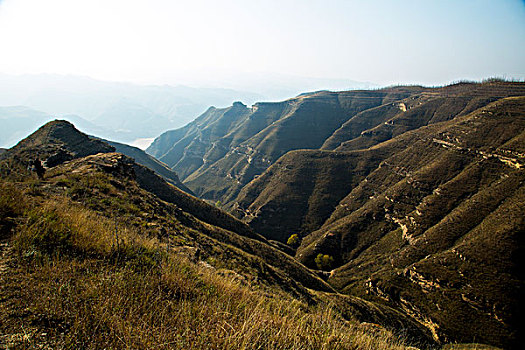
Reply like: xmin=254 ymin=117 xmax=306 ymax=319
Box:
xmin=147 ymin=88 xmax=421 ymax=201
xmin=0 ymin=121 xmax=434 ymax=349
xmin=238 ymin=96 xmax=524 ymax=346
xmin=149 ymin=82 xmax=524 ymax=207
xmin=1 ymin=121 xmax=265 ymax=246
xmin=103 ymin=139 xmax=194 ymax=195
xmin=148 ymin=81 xmax=525 ymax=349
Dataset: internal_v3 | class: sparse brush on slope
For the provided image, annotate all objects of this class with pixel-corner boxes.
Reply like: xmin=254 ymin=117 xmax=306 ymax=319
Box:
xmin=148 ymin=82 xmax=524 ymax=349
xmin=1 ymin=183 xmax=415 ymax=350
xmin=0 ymin=121 xmax=435 ymax=349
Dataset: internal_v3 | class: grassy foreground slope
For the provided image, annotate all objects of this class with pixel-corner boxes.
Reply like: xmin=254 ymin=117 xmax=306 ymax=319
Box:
xmin=0 ymin=181 xmax=415 ymax=349
xmin=0 ymin=121 xmax=433 ymax=349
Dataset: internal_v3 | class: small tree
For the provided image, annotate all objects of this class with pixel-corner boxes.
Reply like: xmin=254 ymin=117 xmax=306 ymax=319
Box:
xmin=287 ymin=233 xmax=300 ymax=247
xmin=315 ymin=253 xmax=334 ymax=270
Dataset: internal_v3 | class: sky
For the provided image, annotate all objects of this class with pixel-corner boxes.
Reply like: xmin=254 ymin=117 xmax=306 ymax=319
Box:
xmin=0 ymin=0 xmax=524 ymax=87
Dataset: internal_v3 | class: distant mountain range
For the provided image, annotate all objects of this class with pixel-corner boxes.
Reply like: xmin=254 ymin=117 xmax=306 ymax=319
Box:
xmin=0 ymin=73 xmax=266 ymax=146
xmin=147 ymin=81 xmax=525 ymax=348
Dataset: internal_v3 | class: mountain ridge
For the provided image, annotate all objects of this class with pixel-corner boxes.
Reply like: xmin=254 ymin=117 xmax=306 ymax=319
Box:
xmin=102 ymin=138 xmax=194 ymax=195
xmin=0 ymin=119 xmax=440 ymax=349
xmin=147 ymin=81 xmax=525 ymax=348
xmin=233 ymin=95 xmax=525 ymax=347
xmin=147 ymin=86 xmax=423 ymax=202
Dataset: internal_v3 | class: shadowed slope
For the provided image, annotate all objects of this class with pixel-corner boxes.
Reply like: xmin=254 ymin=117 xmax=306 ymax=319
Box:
xmin=233 ymin=96 xmax=525 ymax=348
xmin=0 ymin=121 xmax=436 ymax=348
xmin=147 ymin=88 xmax=420 ymax=202
xmin=104 ymin=139 xmax=194 ymax=195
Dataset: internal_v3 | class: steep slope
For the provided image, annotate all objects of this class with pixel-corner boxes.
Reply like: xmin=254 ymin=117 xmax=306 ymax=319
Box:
xmin=227 ymin=83 xmax=524 ymax=239
xmin=1 ymin=119 xmax=115 ymax=167
xmin=149 ymin=82 xmax=525 ymax=210
xmin=148 ymin=88 xmax=421 ymax=202
xmin=148 ymin=101 xmax=254 ymax=179
xmin=103 ymin=139 xmax=193 ymax=195
xmin=226 ymin=83 xmax=524 ymax=237
xmin=232 ymin=95 xmax=525 ymax=348
xmin=230 ymin=149 xmax=384 ymax=242
xmin=0 ymin=121 xmax=435 ymax=348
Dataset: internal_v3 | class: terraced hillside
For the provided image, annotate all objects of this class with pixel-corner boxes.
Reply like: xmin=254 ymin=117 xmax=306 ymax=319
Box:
xmin=147 ymin=88 xmax=421 ymax=201
xmin=148 ymin=81 xmax=525 ymax=349
xmin=242 ymin=96 xmax=524 ymax=346
xmin=148 ymin=82 xmax=524 ymax=207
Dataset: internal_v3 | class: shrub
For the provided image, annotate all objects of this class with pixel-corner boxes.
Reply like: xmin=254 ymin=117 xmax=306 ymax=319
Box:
xmin=0 ymin=183 xmax=27 ymax=238
xmin=315 ymin=253 xmax=334 ymax=270
xmin=287 ymin=233 xmax=300 ymax=247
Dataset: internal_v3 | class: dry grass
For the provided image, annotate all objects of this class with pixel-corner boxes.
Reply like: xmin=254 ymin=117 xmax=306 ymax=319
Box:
xmin=1 ymin=190 xmax=412 ymax=350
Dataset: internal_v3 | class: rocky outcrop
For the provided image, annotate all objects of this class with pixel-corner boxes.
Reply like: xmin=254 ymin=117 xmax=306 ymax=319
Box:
xmin=104 ymin=139 xmax=193 ymax=195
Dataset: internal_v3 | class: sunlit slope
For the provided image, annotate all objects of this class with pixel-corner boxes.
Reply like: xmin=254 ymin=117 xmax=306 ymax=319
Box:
xmin=234 ymin=96 xmax=525 ymax=348
xmin=0 ymin=120 xmax=434 ymax=348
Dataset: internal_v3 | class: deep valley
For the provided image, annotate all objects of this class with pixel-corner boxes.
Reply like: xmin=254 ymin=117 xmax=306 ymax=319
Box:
xmin=1 ymin=80 xmax=523 ymax=349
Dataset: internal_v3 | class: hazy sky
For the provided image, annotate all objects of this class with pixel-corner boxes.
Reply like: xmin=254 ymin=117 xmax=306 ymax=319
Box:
xmin=0 ymin=0 xmax=524 ymax=87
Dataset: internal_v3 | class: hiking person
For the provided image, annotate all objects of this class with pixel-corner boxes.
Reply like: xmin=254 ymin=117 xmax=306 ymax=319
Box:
xmin=28 ymin=158 xmax=45 ymax=179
